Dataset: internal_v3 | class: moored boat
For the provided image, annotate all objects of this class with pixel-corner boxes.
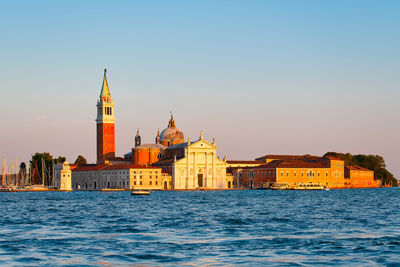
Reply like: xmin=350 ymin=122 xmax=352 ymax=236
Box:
xmin=269 ymin=183 xmax=289 ymax=190
xmin=294 ymin=183 xmax=324 ymax=190
xmin=131 ymin=189 xmax=150 ymax=195
xmin=0 ymin=187 xmax=16 ymax=192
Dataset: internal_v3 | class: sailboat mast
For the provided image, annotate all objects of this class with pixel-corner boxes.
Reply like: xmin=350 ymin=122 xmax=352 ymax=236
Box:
xmin=1 ymin=158 xmax=4 ymax=186
xmin=52 ymin=160 xmax=54 ymax=188
xmin=29 ymin=161 xmax=32 ymax=186
xmin=15 ymin=157 xmax=18 ymax=186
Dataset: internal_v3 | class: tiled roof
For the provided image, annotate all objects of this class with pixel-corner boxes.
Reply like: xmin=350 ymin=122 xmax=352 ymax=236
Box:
xmin=73 ymin=164 xmax=109 ymax=172
xmin=166 ymin=142 xmax=189 ymax=150
xmin=227 ymin=160 xmax=263 ymax=164
xmin=108 ymin=157 xmax=131 ymax=161
xmin=134 ymin=144 xmax=167 ymax=149
xmin=103 ymin=164 xmax=159 ymax=170
xmin=251 ymin=159 xmax=328 ymax=169
xmin=345 ymin=165 xmax=372 ymax=171
xmin=325 ymin=155 xmax=343 ymax=161
xmin=277 ymin=160 xmax=328 ymax=168
xmin=152 ymin=159 xmax=175 ymax=165
xmin=255 ymin=154 xmax=320 ymax=161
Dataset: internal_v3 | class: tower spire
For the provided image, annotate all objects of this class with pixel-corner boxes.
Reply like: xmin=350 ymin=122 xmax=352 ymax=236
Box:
xmin=100 ymin=68 xmax=111 ymax=99
xmin=155 ymin=129 xmax=160 ymax=144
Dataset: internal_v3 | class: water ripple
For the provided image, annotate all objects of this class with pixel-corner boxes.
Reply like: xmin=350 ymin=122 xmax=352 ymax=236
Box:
xmin=0 ymin=188 xmax=400 ymax=266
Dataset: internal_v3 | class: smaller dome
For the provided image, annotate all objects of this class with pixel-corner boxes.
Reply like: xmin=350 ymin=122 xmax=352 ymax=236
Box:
xmin=63 ymin=161 xmax=69 ymax=165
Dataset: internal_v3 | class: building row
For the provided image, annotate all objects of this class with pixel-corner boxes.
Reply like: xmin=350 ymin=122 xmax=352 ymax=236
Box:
xmin=227 ymin=155 xmax=380 ymax=189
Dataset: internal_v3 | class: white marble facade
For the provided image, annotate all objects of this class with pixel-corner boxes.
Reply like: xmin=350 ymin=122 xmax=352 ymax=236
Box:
xmin=171 ymin=137 xmax=228 ymax=189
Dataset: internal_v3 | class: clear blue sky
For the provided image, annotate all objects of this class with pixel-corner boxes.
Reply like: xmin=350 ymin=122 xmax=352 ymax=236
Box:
xmin=0 ymin=0 xmax=399 ymax=177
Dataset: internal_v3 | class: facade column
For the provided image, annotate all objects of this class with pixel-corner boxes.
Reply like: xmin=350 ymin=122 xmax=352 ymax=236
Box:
xmin=193 ymin=152 xmax=196 ymax=188
xmin=212 ymin=153 xmax=215 ymax=188
xmin=205 ymin=152 xmax=208 ymax=188
xmin=186 ymin=149 xmax=189 ymax=189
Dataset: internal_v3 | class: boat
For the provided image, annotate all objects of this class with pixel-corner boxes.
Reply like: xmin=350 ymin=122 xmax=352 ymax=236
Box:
xmin=323 ymin=186 xmax=330 ymax=191
xmin=131 ymin=189 xmax=150 ymax=195
xmin=0 ymin=187 xmax=16 ymax=192
xmin=294 ymin=183 xmax=324 ymax=190
xmin=269 ymin=183 xmax=289 ymax=190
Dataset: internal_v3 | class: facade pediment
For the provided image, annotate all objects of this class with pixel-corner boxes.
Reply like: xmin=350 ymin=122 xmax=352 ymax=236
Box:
xmin=188 ymin=139 xmax=217 ymax=150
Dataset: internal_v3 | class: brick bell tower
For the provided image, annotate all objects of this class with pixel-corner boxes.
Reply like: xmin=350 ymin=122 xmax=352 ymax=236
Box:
xmin=96 ymin=69 xmax=115 ymax=163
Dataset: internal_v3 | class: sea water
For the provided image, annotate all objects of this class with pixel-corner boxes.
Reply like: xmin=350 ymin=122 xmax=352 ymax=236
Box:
xmin=0 ymin=188 xmax=399 ymax=266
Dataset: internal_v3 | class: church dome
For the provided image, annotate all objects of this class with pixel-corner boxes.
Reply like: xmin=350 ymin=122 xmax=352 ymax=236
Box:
xmin=159 ymin=114 xmax=184 ymax=146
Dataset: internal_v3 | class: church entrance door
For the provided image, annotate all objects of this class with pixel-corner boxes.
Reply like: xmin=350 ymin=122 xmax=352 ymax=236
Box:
xmin=198 ymin=174 xmax=203 ymax=188
xmin=164 ymin=181 xmax=168 ymax=189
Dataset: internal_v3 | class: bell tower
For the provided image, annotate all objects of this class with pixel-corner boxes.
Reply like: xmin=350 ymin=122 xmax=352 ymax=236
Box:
xmin=135 ymin=129 xmax=141 ymax=147
xmin=96 ymin=69 xmax=115 ymax=163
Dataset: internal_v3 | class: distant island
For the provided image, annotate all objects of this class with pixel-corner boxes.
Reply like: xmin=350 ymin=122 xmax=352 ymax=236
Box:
xmin=1 ymin=70 xmax=397 ymax=191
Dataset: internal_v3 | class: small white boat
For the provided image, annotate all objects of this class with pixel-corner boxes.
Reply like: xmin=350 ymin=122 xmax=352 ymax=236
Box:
xmin=324 ymin=186 xmax=330 ymax=191
xmin=131 ymin=190 xmax=150 ymax=196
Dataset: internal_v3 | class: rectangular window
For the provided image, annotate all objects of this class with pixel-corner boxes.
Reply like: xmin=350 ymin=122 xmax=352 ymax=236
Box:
xmin=140 ymin=181 xmax=142 ymax=185
xmin=150 ymin=181 xmax=152 ymax=185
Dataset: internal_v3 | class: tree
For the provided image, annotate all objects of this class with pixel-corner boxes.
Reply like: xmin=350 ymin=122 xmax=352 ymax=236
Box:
xmin=19 ymin=162 xmax=26 ymax=174
xmin=74 ymin=155 xmax=87 ymax=165
xmin=54 ymin=156 xmax=66 ymax=164
xmin=30 ymin=152 xmax=54 ymax=186
xmin=18 ymin=162 xmax=27 ymax=186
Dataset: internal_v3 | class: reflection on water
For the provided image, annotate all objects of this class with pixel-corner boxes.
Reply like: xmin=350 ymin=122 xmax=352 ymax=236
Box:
xmin=1 ymin=189 xmax=400 ymax=266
